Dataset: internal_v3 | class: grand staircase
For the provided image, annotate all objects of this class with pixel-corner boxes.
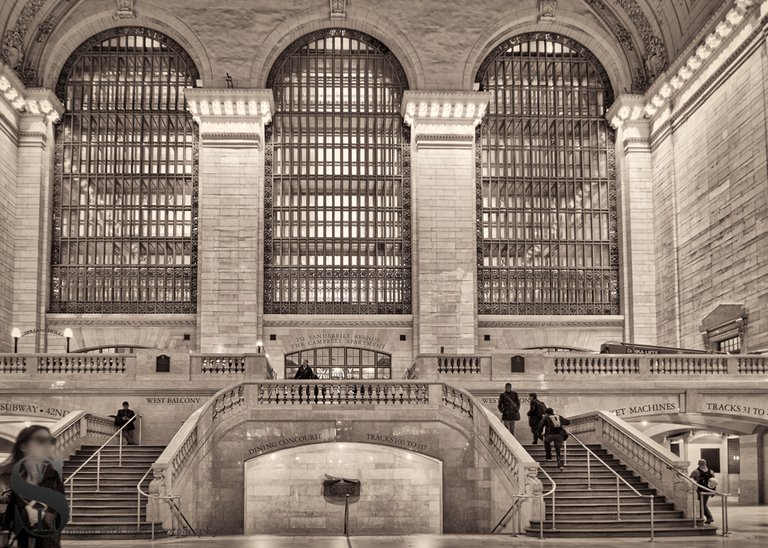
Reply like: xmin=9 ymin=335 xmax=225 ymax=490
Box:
xmin=524 ymin=442 xmax=718 ymax=538
xmin=63 ymin=444 xmax=166 ymax=540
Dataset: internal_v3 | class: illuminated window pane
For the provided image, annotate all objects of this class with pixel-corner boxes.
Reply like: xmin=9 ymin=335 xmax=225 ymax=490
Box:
xmin=264 ymin=29 xmax=412 ymax=314
xmin=51 ymin=28 xmax=198 ymax=313
xmin=285 ymin=347 xmax=392 ymax=380
xmin=476 ymin=34 xmax=619 ymax=315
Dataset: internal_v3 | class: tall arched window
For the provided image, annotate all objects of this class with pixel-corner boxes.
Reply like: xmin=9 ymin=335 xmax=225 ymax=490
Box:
xmin=264 ymin=29 xmax=411 ymax=314
xmin=476 ymin=33 xmax=619 ymax=315
xmin=51 ymin=28 xmax=199 ymax=314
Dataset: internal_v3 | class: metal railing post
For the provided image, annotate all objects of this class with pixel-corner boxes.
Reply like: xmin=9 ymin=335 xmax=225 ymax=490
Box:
xmin=551 ymin=489 xmax=556 ymax=531
xmin=587 ymin=451 xmax=591 ymax=490
xmin=69 ymin=480 xmax=74 ymax=521
xmin=649 ymin=495 xmax=655 ymax=542
xmin=616 ymin=475 xmax=621 ymax=520
xmin=539 ymin=496 xmax=544 ymax=539
xmin=138 ymin=415 xmax=142 ymax=446
xmin=344 ymin=494 xmax=350 ymax=535
xmin=119 ymin=427 xmax=123 ymax=467
xmin=692 ymin=487 xmax=697 ymax=527
xmin=96 ymin=451 xmax=101 ymax=492
xmin=137 ymin=490 xmax=141 ymax=532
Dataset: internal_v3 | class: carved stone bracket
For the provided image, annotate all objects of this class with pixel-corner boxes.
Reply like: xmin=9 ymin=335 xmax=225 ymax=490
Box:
xmin=538 ymin=0 xmax=557 ymax=22
xmin=116 ymin=0 xmax=137 ymax=19
xmin=330 ymin=0 xmax=346 ymax=19
xmin=185 ymin=88 xmax=274 ymax=147
xmin=401 ymin=90 xmax=491 ymax=148
xmin=0 ymin=62 xmax=63 ymax=124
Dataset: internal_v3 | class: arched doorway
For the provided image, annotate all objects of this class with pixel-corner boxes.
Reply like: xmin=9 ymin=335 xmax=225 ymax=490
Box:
xmin=285 ymin=347 xmax=392 ymax=380
xmin=244 ymin=442 xmax=442 ymax=534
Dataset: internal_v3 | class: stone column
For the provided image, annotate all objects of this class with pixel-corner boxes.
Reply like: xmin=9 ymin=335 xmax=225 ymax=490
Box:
xmin=185 ymin=89 xmax=274 ymax=353
xmin=1 ymin=65 xmax=62 ymax=352
xmin=401 ymin=91 xmax=491 ymax=355
xmin=608 ymin=95 xmax=658 ymax=344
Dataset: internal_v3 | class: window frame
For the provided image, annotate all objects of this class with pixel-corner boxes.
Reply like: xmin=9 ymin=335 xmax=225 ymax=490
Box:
xmin=50 ymin=27 xmax=200 ymax=314
xmin=474 ymin=32 xmax=620 ymax=315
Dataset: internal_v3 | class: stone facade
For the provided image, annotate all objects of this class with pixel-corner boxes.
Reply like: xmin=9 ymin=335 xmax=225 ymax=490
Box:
xmin=0 ymin=0 xmax=764 ymax=365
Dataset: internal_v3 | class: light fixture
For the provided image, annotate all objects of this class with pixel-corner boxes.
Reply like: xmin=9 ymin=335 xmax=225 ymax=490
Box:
xmin=256 ymin=340 xmax=263 ymax=353
xmin=63 ymin=328 xmax=73 ymax=353
xmin=11 ymin=328 xmax=21 ymax=354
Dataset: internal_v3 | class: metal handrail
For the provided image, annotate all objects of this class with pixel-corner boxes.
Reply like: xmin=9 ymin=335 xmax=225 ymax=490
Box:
xmin=567 ymin=432 xmax=655 ymax=541
xmin=491 ymin=465 xmax=557 ymax=539
xmin=667 ymin=465 xmax=730 ymax=535
xmin=63 ymin=414 xmax=137 ymax=520
xmin=136 ymin=466 xmax=196 ymax=540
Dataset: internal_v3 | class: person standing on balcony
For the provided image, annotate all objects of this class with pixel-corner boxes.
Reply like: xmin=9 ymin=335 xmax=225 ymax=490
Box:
xmin=497 ymin=383 xmax=520 ymax=435
xmin=537 ymin=407 xmax=570 ymax=470
xmin=294 ymin=360 xmax=319 ymax=401
xmin=527 ymin=393 xmax=547 ymax=444
xmin=115 ymin=402 xmax=137 ymax=445
xmin=690 ymin=459 xmax=715 ymax=524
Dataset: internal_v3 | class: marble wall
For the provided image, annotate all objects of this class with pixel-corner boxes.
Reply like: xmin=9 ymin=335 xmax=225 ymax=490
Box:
xmin=244 ymin=443 xmax=442 ymax=534
xmin=171 ymin=409 xmax=509 ymax=535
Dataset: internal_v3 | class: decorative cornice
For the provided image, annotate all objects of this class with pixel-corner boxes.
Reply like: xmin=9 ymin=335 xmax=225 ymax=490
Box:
xmin=401 ymin=91 xmax=492 ymax=128
xmin=46 ymin=314 xmax=197 ymax=328
xmin=185 ymin=88 xmax=275 ymax=125
xmin=609 ymin=0 xmax=758 ymax=128
xmin=263 ymin=316 xmax=413 ymax=329
xmin=0 ymin=62 xmax=62 ymax=123
xmin=478 ymin=316 xmax=624 ymax=329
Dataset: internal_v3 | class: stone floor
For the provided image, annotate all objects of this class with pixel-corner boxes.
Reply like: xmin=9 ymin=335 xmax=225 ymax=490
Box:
xmin=66 ymin=503 xmax=768 ymax=547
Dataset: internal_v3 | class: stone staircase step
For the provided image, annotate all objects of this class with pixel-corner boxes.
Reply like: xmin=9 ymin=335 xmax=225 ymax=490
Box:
xmin=526 ymin=526 xmax=717 ymax=538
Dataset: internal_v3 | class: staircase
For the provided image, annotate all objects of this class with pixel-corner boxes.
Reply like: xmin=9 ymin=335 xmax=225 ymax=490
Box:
xmin=524 ymin=442 xmax=717 ymax=538
xmin=63 ymin=444 xmax=166 ymax=540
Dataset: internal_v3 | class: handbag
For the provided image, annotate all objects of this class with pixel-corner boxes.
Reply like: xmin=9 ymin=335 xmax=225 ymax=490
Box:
xmin=707 ymin=477 xmax=718 ymax=490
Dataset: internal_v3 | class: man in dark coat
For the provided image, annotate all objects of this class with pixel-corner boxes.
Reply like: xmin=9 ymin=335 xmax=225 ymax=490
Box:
xmin=115 ymin=401 xmax=136 ymax=445
xmin=690 ymin=459 xmax=716 ymax=524
xmin=294 ymin=360 xmax=317 ymax=379
xmin=537 ymin=407 xmax=571 ymax=470
xmin=497 ymin=383 xmax=520 ymax=435
xmin=527 ymin=393 xmax=547 ymax=444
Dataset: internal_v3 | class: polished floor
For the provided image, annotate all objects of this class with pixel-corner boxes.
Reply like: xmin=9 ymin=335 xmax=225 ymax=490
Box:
xmin=67 ymin=503 xmax=768 ymax=547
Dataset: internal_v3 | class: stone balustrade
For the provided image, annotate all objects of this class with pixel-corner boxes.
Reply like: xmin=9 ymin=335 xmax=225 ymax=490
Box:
xmin=0 ymin=354 xmax=135 ymax=379
xmin=151 ymin=380 xmax=540 ymax=533
xmin=189 ymin=353 xmax=273 ymax=380
xmin=411 ymin=352 xmax=768 ymax=381
xmin=568 ymin=410 xmax=694 ymax=518
xmin=50 ymin=410 xmax=119 ymax=460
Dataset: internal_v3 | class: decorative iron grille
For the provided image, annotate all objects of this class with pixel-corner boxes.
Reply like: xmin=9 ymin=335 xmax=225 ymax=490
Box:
xmin=264 ymin=29 xmax=412 ymax=314
xmin=51 ymin=27 xmax=199 ymax=313
xmin=475 ymin=33 xmax=620 ymax=315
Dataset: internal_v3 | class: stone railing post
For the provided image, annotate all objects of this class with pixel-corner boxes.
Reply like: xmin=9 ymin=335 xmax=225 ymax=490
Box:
xmin=185 ymin=89 xmax=274 ymax=353
xmin=402 ymin=91 xmax=491 ymax=355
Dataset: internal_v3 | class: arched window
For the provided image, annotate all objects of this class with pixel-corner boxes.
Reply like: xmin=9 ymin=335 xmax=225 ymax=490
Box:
xmin=285 ymin=347 xmax=392 ymax=380
xmin=264 ymin=29 xmax=411 ymax=314
xmin=476 ymin=33 xmax=619 ymax=315
xmin=51 ymin=28 xmax=199 ymax=313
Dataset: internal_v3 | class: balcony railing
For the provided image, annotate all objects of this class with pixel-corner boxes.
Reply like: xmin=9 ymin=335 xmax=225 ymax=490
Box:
xmin=151 ymin=380 xmax=541 ymax=533
xmin=411 ymin=352 xmax=768 ymax=380
xmin=0 ymin=354 xmax=135 ymax=379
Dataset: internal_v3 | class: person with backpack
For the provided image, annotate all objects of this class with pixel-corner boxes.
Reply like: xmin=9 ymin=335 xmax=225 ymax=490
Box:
xmin=690 ymin=459 xmax=716 ymax=524
xmin=497 ymin=383 xmax=521 ymax=435
xmin=537 ymin=407 xmax=571 ymax=470
xmin=527 ymin=393 xmax=547 ymax=444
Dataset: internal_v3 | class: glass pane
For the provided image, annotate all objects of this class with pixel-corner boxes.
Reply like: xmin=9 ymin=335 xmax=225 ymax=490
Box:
xmin=285 ymin=347 xmax=392 ymax=380
xmin=51 ymin=29 xmax=199 ymax=313
xmin=265 ymin=29 xmax=411 ymax=314
xmin=476 ymin=34 xmax=619 ymax=315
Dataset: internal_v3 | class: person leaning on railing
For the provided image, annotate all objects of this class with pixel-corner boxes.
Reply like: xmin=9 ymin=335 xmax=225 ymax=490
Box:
xmin=690 ymin=459 xmax=716 ymax=524
xmin=114 ymin=402 xmax=137 ymax=445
